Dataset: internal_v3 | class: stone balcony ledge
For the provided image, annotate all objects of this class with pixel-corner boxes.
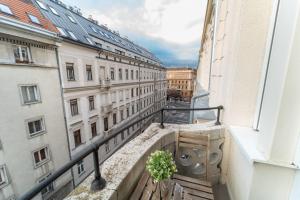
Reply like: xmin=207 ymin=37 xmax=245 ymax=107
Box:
xmin=65 ymin=122 xmax=225 ymax=200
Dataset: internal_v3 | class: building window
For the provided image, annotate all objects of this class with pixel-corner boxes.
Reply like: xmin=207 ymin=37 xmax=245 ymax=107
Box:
xmin=105 ymin=142 xmax=110 ymax=153
xmin=131 ymin=70 xmax=134 ymax=80
xmin=0 ymin=165 xmax=8 ymax=186
xmin=113 ymin=113 xmax=117 ymax=125
xmin=114 ymin=137 xmax=118 ymax=145
xmin=39 ymin=173 xmax=54 ymax=197
xmin=86 ymin=65 xmax=93 ymax=81
xmin=13 ymin=45 xmax=30 ymax=63
xmin=67 ymin=31 xmax=78 ymax=40
xmin=66 ymin=63 xmax=75 ymax=81
xmin=90 ymin=26 xmax=97 ymax=33
xmin=127 ymin=107 xmax=129 ymax=117
xmin=77 ymin=160 xmax=85 ymax=175
xmin=120 ymin=110 xmax=124 ymax=121
xmin=73 ymin=129 xmax=82 ymax=147
xmin=104 ymin=117 xmax=108 ymax=131
xmin=0 ymin=3 xmax=13 ymax=15
xmin=27 ymin=117 xmax=45 ymax=137
xmin=136 ymin=88 xmax=138 ymax=96
xmin=67 ymin=15 xmax=76 ymax=23
xmin=131 ymin=88 xmax=134 ymax=98
xmin=28 ymin=14 xmax=40 ymax=24
xmin=118 ymin=68 xmax=122 ymax=80
xmin=56 ymin=27 xmax=67 ymax=37
xmin=36 ymin=0 xmax=47 ymax=10
xmin=33 ymin=146 xmax=50 ymax=167
xmin=136 ymin=70 xmax=138 ymax=80
xmin=125 ymin=69 xmax=129 ymax=80
xmin=70 ymin=99 xmax=79 ymax=116
xmin=132 ymin=105 xmax=135 ymax=114
xmin=84 ymin=37 xmax=93 ymax=45
xmin=110 ymin=68 xmax=115 ymax=80
xmin=89 ymin=96 xmax=95 ymax=110
xmin=49 ymin=6 xmax=59 ymax=15
xmin=121 ymin=132 xmax=124 ymax=140
xmin=90 ymin=122 xmax=97 ymax=138
xmin=119 ymin=91 xmax=123 ymax=102
xmin=20 ymin=85 xmax=40 ymax=104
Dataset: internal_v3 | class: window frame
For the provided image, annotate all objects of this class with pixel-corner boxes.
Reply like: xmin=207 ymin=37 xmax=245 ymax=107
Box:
xmin=38 ymin=173 xmax=54 ymax=197
xmin=67 ymin=31 xmax=78 ymax=40
xmin=66 ymin=14 xmax=76 ymax=23
xmin=49 ymin=6 xmax=59 ymax=16
xmin=66 ymin=63 xmax=75 ymax=81
xmin=56 ymin=27 xmax=67 ymax=37
xmin=77 ymin=160 xmax=85 ymax=176
xmin=0 ymin=3 xmax=13 ymax=15
xmin=110 ymin=67 xmax=115 ymax=80
xmin=0 ymin=165 xmax=9 ymax=188
xmin=25 ymin=116 xmax=46 ymax=138
xmin=86 ymin=65 xmax=93 ymax=81
xmin=32 ymin=146 xmax=50 ymax=168
xmin=73 ymin=129 xmax=82 ymax=148
xmin=70 ymin=99 xmax=79 ymax=116
xmin=19 ymin=84 xmax=41 ymax=105
xmin=91 ymin=122 xmax=97 ymax=138
xmin=88 ymin=96 xmax=95 ymax=111
xmin=36 ymin=0 xmax=48 ymax=10
xmin=13 ymin=45 xmax=31 ymax=63
xmin=28 ymin=13 xmax=41 ymax=25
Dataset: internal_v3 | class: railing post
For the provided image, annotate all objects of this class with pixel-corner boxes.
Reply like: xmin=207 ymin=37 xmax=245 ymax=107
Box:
xmin=215 ymin=106 xmax=222 ymax=125
xmin=91 ymin=148 xmax=106 ymax=191
xmin=160 ymin=109 xmax=164 ymax=128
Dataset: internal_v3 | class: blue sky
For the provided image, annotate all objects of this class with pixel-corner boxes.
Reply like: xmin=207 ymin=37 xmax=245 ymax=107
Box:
xmin=63 ymin=0 xmax=207 ymax=67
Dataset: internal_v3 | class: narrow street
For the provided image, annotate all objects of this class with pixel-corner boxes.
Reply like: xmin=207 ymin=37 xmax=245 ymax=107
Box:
xmin=164 ymin=99 xmax=191 ymax=124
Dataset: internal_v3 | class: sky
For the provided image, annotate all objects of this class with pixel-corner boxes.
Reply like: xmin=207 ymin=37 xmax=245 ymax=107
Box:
xmin=63 ymin=0 xmax=207 ymax=68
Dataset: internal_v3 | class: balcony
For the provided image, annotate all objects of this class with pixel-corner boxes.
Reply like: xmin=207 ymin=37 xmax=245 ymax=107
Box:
xmin=19 ymin=107 xmax=231 ymax=200
xmin=66 ymin=122 xmax=227 ymax=200
xmin=101 ymin=104 xmax=113 ymax=114
xmin=99 ymin=78 xmax=111 ymax=89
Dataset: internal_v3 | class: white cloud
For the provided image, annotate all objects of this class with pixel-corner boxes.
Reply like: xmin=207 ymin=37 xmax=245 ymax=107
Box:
xmin=83 ymin=0 xmax=207 ymax=45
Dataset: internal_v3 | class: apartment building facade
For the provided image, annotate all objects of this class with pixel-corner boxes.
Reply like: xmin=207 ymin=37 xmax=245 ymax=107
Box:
xmin=194 ymin=0 xmax=300 ymax=199
xmin=33 ymin=0 xmax=167 ymax=186
xmin=0 ymin=0 xmax=72 ymax=199
xmin=167 ymin=67 xmax=196 ymax=101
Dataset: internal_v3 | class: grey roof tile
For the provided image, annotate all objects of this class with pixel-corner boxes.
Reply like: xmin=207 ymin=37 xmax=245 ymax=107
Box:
xmin=32 ymin=0 xmax=161 ymax=63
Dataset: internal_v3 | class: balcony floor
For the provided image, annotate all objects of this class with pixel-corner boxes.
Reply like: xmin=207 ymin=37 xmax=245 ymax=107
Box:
xmin=213 ymin=184 xmax=230 ymax=200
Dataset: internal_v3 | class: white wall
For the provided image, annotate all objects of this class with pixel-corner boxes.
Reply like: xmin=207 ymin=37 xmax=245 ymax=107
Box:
xmin=0 ymin=39 xmax=71 ymax=199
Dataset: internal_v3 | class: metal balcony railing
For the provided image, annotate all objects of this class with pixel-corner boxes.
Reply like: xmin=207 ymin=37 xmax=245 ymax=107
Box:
xmin=18 ymin=106 xmax=223 ymax=200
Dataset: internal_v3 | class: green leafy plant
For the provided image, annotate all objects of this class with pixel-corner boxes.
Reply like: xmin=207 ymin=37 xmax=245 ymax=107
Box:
xmin=146 ymin=150 xmax=177 ymax=183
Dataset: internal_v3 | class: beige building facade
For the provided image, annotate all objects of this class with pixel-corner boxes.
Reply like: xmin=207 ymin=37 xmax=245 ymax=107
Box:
xmin=167 ymin=67 xmax=196 ymax=101
xmin=194 ymin=0 xmax=300 ymax=199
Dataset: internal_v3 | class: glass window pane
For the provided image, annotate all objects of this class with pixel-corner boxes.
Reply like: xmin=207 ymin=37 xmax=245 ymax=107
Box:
xmin=0 ymin=4 xmax=13 ymax=15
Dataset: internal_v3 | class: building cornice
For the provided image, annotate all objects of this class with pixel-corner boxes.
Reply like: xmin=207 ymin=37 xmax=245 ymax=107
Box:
xmin=0 ymin=16 xmax=59 ymax=41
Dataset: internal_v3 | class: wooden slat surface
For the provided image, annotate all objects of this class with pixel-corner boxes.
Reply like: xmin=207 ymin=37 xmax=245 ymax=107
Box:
xmin=173 ymin=174 xmax=212 ymax=187
xmin=173 ymin=179 xmax=213 ymax=193
xmin=130 ymin=172 xmax=150 ymax=200
xmin=131 ymin=171 xmax=214 ymax=200
xmin=179 ymin=132 xmax=209 ymax=140
xmin=173 ymin=183 xmax=183 ymax=200
xmin=179 ymin=137 xmax=209 ymax=146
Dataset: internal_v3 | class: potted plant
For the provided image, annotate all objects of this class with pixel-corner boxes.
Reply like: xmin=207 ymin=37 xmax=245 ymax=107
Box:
xmin=146 ymin=150 xmax=177 ymax=196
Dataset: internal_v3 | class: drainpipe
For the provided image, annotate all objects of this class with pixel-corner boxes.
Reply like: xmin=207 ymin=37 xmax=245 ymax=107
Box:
xmin=55 ymin=47 xmax=75 ymax=189
xmin=208 ymin=0 xmax=220 ymax=91
xmin=189 ymin=92 xmax=210 ymax=123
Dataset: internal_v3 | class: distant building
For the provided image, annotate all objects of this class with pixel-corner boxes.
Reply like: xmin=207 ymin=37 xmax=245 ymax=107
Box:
xmin=0 ymin=0 xmax=72 ymax=199
xmin=166 ymin=67 xmax=196 ymax=101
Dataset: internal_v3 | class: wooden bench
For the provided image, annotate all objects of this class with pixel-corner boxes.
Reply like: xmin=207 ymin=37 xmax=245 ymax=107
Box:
xmin=130 ymin=172 xmax=214 ymax=200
